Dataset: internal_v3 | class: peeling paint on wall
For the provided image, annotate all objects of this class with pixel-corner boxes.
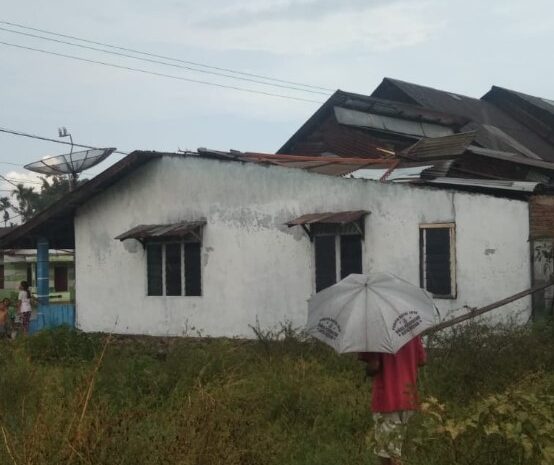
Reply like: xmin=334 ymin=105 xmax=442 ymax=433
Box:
xmin=75 ymin=156 xmax=532 ymax=338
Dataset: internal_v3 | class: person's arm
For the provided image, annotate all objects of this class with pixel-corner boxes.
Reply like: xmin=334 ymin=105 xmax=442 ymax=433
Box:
xmin=17 ymin=292 xmax=23 ymax=313
xmin=358 ymin=352 xmax=381 ymax=377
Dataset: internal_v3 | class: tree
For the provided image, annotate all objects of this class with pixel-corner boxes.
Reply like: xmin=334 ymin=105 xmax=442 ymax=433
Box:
xmin=0 ymin=196 xmax=10 ymax=226
xmin=11 ymin=183 xmax=40 ymax=222
xmin=9 ymin=175 xmax=83 ymax=223
xmin=34 ymin=176 xmax=73 ymax=212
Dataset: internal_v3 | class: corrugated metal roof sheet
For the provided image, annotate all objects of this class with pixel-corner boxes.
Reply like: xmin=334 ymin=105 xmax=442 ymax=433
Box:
xmin=424 ymin=178 xmax=542 ymax=193
xmin=467 ymin=146 xmax=554 ymax=171
xmin=286 ymin=211 xmax=368 ymax=226
xmin=238 ymin=152 xmax=396 ymax=176
xmin=115 ymin=220 xmax=206 ymax=241
xmin=372 ymin=78 xmax=554 ymax=161
xmin=334 ymin=107 xmax=454 ymax=138
xmin=350 ymin=166 xmax=433 ymax=181
xmin=401 ymin=131 xmax=476 ymax=160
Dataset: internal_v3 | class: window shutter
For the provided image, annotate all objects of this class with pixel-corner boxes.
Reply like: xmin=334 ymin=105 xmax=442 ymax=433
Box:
xmin=147 ymin=244 xmax=163 ymax=296
xmin=340 ymin=235 xmax=362 ymax=279
xmin=165 ymin=243 xmax=182 ymax=296
xmin=315 ymin=235 xmax=336 ymax=292
xmin=422 ymin=228 xmax=452 ymax=296
xmin=185 ymin=242 xmax=202 ymax=296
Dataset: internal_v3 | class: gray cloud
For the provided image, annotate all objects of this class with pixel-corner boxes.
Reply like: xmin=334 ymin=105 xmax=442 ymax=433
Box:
xmin=195 ymin=0 xmax=398 ymax=28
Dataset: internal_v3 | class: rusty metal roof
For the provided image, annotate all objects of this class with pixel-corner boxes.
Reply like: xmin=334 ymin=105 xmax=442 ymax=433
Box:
xmin=286 ymin=210 xmax=368 ymax=226
xmin=198 ymin=150 xmax=398 ymax=176
xmin=115 ymin=220 xmax=206 ymax=241
xmin=401 ymin=131 xmax=476 ymax=161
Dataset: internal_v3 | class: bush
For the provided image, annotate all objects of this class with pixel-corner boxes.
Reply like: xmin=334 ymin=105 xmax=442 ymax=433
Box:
xmin=0 ymin=321 xmax=552 ymax=464
xmin=25 ymin=326 xmax=102 ymax=363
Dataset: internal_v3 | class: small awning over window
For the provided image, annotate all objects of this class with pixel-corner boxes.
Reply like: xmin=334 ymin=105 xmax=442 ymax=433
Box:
xmin=115 ymin=220 xmax=206 ymax=243
xmin=286 ymin=210 xmax=368 ymax=226
xmin=286 ymin=210 xmax=368 ymax=240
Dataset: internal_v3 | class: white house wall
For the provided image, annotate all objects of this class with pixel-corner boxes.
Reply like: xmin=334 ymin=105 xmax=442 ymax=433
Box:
xmin=75 ymin=156 xmax=531 ymax=337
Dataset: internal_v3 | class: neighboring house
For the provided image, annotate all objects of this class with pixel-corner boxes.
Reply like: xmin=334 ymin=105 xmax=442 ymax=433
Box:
xmin=0 ymin=249 xmax=75 ymax=302
xmin=279 ymin=77 xmax=554 ymax=319
xmin=279 ymin=78 xmax=554 ymax=178
xmin=0 ymin=151 xmax=539 ymax=337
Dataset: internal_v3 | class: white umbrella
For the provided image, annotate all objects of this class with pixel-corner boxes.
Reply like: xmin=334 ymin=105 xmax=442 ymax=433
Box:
xmin=306 ymin=272 xmax=439 ymax=354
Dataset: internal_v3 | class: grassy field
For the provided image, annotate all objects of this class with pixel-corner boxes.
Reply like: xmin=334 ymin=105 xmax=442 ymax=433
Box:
xmin=0 ymin=320 xmax=553 ymax=465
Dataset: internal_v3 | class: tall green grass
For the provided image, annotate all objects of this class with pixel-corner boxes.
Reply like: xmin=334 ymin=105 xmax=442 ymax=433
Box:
xmin=0 ymin=321 xmax=552 ymax=465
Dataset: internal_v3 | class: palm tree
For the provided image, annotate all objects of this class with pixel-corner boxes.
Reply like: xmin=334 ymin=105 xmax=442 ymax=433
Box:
xmin=0 ymin=196 xmax=10 ymax=226
xmin=11 ymin=184 xmax=39 ymax=222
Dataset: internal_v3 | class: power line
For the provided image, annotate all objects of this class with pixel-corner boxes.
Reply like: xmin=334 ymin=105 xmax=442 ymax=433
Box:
xmin=0 ymin=126 xmax=126 ymax=181
xmin=0 ymin=40 xmax=325 ymax=104
xmin=0 ymin=161 xmax=23 ymax=167
xmin=0 ymin=174 xmax=18 ymax=188
xmin=0 ymin=19 xmax=334 ymax=93
xmin=0 ymin=26 xmax=330 ymax=96
xmin=4 ymin=177 xmax=42 ymax=185
xmin=0 ymin=126 xmax=129 ymax=155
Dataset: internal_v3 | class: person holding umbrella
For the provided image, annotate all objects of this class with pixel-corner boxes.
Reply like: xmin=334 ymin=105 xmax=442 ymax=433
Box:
xmin=306 ymin=272 xmax=438 ymax=465
xmin=359 ymin=336 xmax=426 ymax=464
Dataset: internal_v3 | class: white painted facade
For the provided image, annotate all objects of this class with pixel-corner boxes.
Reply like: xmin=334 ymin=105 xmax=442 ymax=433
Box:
xmin=74 ymin=156 xmax=531 ymax=337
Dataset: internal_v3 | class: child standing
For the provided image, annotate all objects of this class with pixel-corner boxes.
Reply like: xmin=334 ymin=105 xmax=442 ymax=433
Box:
xmin=18 ymin=281 xmax=33 ymax=335
xmin=0 ymin=298 xmax=9 ymax=338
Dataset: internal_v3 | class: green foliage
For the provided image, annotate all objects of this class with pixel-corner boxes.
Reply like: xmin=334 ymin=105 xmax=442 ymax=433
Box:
xmin=7 ymin=175 xmax=88 ymax=222
xmin=25 ymin=326 xmax=102 ymax=363
xmin=0 ymin=321 xmax=552 ymax=465
xmin=409 ymin=385 xmax=554 ymax=465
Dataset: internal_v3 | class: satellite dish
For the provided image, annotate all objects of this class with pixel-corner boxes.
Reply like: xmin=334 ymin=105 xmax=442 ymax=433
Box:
xmin=24 ymin=128 xmax=116 ymax=190
xmin=24 ymin=147 xmax=116 ymax=188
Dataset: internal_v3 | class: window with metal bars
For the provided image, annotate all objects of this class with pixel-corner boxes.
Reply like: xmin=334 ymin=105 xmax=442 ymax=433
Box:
xmin=419 ymin=224 xmax=456 ymax=298
xmin=146 ymin=241 xmax=202 ymax=296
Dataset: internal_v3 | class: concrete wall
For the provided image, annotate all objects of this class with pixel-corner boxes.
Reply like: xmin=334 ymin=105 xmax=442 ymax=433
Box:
xmin=74 ymin=156 xmax=531 ymax=337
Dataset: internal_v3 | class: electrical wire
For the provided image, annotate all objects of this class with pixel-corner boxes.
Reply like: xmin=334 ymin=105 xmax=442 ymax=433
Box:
xmin=0 ymin=26 xmax=331 ymax=96
xmin=0 ymin=19 xmax=334 ymax=93
xmin=0 ymin=127 xmax=126 ymax=183
xmin=0 ymin=126 xmax=129 ymax=155
xmin=0 ymin=40 xmax=325 ymax=104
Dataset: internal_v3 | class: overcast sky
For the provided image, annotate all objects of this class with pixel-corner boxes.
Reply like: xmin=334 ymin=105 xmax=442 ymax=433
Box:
xmin=1 ymin=0 xmax=553 ymax=199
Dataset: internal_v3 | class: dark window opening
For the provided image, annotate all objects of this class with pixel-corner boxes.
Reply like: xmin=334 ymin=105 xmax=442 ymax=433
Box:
xmin=315 ymin=235 xmax=336 ymax=292
xmin=340 ymin=235 xmax=362 ymax=279
xmin=147 ymin=244 xmax=163 ymax=296
xmin=420 ymin=226 xmax=454 ymax=297
xmin=54 ymin=266 xmax=68 ymax=292
xmin=185 ymin=242 xmax=202 ymax=296
xmin=165 ymin=243 xmax=182 ymax=296
xmin=147 ymin=241 xmax=202 ymax=297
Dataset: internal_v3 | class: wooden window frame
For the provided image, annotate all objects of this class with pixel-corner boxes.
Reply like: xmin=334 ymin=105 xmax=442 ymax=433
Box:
xmin=419 ymin=223 xmax=456 ymax=299
xmin=146 ymin=239 xmax=202 ymax=297
xmin=313 ymin=231 xmax=363 ymax=292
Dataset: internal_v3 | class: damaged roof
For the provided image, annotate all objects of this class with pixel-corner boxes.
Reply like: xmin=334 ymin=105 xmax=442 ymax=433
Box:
xmin=372 ymin=78 xmax=554 ymax=161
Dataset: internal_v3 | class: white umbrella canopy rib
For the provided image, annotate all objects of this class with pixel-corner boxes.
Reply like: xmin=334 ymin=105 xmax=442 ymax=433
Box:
xmin=307 ymin=273 xmax=439 ymax=354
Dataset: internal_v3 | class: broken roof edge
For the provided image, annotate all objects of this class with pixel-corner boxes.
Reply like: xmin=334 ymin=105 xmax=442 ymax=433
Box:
xmin=0 ymin=150 xmax=169 ymax=249
xmin=277 ymin=90 xmax=345 ymax=154
xmin=277 ymin=87 xmax=471 ymax=155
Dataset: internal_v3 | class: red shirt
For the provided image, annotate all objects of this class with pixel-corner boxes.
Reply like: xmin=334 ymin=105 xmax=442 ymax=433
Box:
xmin=360 ymin=337 xmax=426 ymax=413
